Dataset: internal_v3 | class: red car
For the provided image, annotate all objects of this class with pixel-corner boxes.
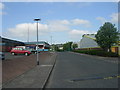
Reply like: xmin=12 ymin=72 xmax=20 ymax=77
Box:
xmin=10 ymin=47 xmax=31 ymax=56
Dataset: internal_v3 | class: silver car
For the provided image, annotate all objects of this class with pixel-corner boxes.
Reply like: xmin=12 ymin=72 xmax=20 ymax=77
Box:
xmin=0 ymin=52 xmax=5 ymax=60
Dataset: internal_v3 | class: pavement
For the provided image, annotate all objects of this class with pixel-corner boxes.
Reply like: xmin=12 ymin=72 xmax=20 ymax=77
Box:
xmin=2 ymin=52 xmax=57 ymax=89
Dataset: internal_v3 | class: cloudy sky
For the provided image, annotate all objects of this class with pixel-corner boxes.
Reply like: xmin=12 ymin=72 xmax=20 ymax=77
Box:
xmin=1 ymin=1 xmax=119 ymax=44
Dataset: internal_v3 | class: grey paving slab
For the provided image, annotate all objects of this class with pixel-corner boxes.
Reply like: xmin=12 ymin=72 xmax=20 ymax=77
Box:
xmin=2 ymin=52 xmax=57 ymax=88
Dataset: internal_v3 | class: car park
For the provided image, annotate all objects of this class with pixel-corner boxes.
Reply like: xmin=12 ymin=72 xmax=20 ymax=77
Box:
xmin=10 ymin=47 xmax=31 ymax=56
xmin=0 ymin=52 xmax=5 ymax=60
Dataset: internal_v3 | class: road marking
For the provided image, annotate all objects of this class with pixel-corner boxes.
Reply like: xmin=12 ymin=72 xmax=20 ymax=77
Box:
xmin=40 ymin=65 xmax=53 ymax=67
xmin=71 ymin=75 xmax=120 ymax=82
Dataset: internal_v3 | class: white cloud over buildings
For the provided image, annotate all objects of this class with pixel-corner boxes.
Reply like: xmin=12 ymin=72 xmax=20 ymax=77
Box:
xmin=6 ymin=11 xmax=119 ymax=42
xmin=0 ymin=2 xmax=7 ymax=15
xmin=69 ymin=29 xmax=96 ymax=39
xmin=110 ymin=13 xmax=119 ymax=23
xmin=6 ymin=18 xmax=92 ymax=40
xmin=96 ymin=12 xmax=119 ymax=24
xmin=6 ymin=23 xmax=49 ymax=40
xmin=71 ymin=19 xmax=91 ymax=27
xmin=0 ymin=3 xmax=4 ymax=10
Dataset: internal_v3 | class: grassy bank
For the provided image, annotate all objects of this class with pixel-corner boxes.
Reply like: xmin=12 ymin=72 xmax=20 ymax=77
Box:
xmin=73 ymin=50 xmax=119 ymax=57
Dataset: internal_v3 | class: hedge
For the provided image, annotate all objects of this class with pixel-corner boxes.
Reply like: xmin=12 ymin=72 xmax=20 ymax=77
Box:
xmin=73 ymin=50 xmax=118 ymax=57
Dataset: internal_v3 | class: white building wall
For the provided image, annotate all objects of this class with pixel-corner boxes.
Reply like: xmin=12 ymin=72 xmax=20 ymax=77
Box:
xmin=80 ymin=34 xmax=99 ymax=48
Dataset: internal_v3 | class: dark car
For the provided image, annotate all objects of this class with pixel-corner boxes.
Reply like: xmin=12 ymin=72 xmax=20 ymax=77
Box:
xmin=0 ymin=52 xmax=5 ymax=60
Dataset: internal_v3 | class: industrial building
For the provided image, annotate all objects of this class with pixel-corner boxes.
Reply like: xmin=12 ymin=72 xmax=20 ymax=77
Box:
xmin=0 ymin=36 xmax=50 ymax=52
xmin=0 ymin=36 xmax=25 ymax=52
xmin=79 ymin=34 xmax=120 ymax=55
xmin=24 ymin=41 xmax=50 ymax=51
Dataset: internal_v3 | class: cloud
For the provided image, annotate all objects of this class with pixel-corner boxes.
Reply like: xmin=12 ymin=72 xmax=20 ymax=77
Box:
xmin=0 ymin=12 xmax=7 ymax=15
xmin=47 ymin=20 xmax=70 ymax=32
xmin=96 ymin=13 xmax=119 ymax=24
xmin=71 ymin=19 xmax=91 ymax=27
xmin=110 ymin=13 xmax=120 ymax=23
xmin=69 ymin=29 xmax=96 ymax=39
xmin=0 ymin=3 xmax=6 ymax=15
xmin=0 ymin=3 xmax=4 ymax=10
xmin=69 ymin=29 xmax=90 ymax=35
xmin=6 ymin=23 xmax=49 ymax=40
xmin=5 ymin=18 xmax=92 ymax=41
xmin=96 ymin=17 xmax=107 ymax=24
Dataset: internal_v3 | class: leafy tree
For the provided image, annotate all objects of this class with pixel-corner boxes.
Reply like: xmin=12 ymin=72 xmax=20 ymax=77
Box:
xmin=72 ymin=43 xmax=78 ymax=50
xmin=95 ymin=22 xmax=119 ymax=52
xmin=63 ymin=42 xmax=73 ymax=51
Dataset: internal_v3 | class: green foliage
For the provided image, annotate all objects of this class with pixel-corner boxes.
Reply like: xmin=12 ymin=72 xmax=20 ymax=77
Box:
xmin=73 ymin=50 xmax=118 ymax=57
xmin=54 ymin=45 xmax=59 ymax=51
xmin=95 ymin=22 xmax=119 ymax=52
xmin=63 ymin=42 xmax=73 ymax=51
xmin=72 ymin=43 xmax=78 ymax=50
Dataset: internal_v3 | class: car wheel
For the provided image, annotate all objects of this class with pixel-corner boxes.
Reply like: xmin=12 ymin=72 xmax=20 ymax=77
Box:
xmin=25 ymin=53 xmax=29 ymax=56
xmin=11 ymin=52 xmax=15 ymax=55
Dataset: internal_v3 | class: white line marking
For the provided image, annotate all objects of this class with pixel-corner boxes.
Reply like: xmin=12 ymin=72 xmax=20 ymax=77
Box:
xmin=40 ymin=65 xmax=53 ymax=67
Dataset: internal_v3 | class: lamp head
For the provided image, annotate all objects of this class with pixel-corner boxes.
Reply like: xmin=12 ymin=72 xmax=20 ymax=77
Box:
xmin=34 ymin=19 xmax=41 ymax=21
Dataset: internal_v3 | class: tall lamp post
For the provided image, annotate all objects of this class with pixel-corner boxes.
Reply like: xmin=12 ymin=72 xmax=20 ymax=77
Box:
xmin=34 ymin=18 xmax=41 ymax=65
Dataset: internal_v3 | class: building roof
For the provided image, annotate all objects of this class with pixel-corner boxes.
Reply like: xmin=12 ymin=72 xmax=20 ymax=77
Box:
xmin=24 ymin=41 xmax=49 ymax=45
xmin=80 ymin=34 xmax=99 ymax=48
xmin=80 ymin=34 xmax=120 ymax=49
xmin=1 ymin=36 xmax=24 ymax=45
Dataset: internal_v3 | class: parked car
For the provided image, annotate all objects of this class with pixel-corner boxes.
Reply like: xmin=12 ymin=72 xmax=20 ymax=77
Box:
xmin=26 ymin=47 xmax=37 ymax=54
xmin=0 ymin=52 xmax=5 ymax=60
xmin=10 ymin=47 xmax=31 ymax=56
xmin=26 ymin=46 xmax=37 ymax=54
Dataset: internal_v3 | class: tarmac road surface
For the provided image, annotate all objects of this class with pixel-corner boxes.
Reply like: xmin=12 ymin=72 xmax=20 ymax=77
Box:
xmin=45 ymin=52 xmax=119 ymax=88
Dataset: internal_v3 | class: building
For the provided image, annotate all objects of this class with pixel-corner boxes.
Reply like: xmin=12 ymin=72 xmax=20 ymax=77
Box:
xmin=0 ymin=36 xmax=25 ymax=52
xmin=79 ymin=34 xmax=120 ymax=55
xmin=24 ymin=41 xmax=50 ymax=51
xmin=56 ymin=44 xmax=63 ymax=50
xmin=79 ymin=34 xmax=100 ymax=50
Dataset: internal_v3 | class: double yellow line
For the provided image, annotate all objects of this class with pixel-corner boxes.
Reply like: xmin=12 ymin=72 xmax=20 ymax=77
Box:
xmin=71 ymin=75 xmax=120 ymax=82
xmin=104 ymin=75 xmax=120 ymax=80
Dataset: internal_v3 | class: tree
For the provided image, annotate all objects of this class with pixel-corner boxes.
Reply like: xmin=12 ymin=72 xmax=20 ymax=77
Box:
xmin=63 ymin=42 xmax=73 ymax=51
xmin=95 ymin=22 xmax=119 ymax=52
xmin=72 ymin=43 xmax=78 ymax=50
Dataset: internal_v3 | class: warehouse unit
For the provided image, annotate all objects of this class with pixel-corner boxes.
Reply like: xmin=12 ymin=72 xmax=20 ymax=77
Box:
xmin=0 ymin=36 xmax=25 ymax=52
xmin=79 ymin=34 xmax=120 ymax=55
xmin=25 ymin=41 xmax=50 ymax=51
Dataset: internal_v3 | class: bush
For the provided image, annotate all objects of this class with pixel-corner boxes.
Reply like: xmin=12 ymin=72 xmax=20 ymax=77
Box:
xmin=73 ymin=50 xmax=118 ymax=57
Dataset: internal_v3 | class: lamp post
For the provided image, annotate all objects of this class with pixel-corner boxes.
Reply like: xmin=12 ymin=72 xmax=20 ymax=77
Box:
xmin=34 ymin=18 xmax=41 ymax=65
xmin=27 ymin=23 xmax=29 ymax=43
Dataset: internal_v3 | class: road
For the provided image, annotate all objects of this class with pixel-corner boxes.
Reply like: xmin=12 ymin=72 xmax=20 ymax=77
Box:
xmin=45 ymin=52 xmax=119 ymax=88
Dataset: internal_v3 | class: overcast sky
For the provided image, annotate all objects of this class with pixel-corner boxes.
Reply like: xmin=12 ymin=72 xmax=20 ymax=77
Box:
xmin=1 ymin=1 xmax=119 ymax=44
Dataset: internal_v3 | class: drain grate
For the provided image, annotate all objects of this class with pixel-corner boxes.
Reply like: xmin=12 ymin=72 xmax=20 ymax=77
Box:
xmin=71 ymin=75 xmax=120 ymax=82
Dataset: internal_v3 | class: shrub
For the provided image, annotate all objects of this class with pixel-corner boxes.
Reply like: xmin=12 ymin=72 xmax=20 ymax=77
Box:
xmin=73 ymin=50 xmax=118 ymax=57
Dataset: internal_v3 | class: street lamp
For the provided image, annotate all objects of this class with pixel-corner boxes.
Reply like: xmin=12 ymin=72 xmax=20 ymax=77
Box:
xmin=34 ymin=18 xmax=41 ymax=65
xmin=27 ymin=23 xmax=29 ymax=43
